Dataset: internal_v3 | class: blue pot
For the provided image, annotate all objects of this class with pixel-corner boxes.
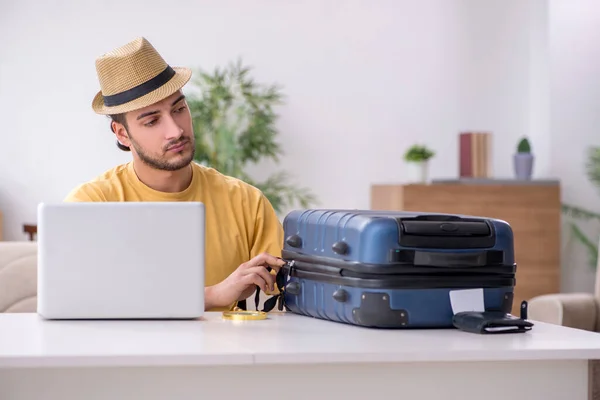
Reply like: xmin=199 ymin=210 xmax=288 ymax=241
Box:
xmin=514 ymin=153 xmax=534 ymax=180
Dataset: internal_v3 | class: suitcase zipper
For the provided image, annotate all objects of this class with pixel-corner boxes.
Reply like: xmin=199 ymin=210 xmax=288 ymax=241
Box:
xmin=283 ymin=259 xmax=515 ymax=290
xmin=281 ymin=249 xmax=516 ymax=276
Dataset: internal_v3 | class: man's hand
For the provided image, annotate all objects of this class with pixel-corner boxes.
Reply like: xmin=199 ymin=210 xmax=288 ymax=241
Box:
xmin=205 ymin=253 xmax=285 ymax=310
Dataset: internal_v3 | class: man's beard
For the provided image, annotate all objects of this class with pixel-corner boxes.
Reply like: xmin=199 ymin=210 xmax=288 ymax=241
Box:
xmin=129 ymin=135 xmax=196 ymax=172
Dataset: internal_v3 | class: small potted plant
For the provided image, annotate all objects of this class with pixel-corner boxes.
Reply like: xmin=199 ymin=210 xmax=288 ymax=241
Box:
xmin=404 ymin=144 xmax=435 ymax=183
xmin=514 ymin=137 xmax=534 ymax=180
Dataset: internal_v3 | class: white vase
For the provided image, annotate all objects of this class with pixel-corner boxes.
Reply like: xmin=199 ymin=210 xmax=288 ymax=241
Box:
xmin=408 ymin=161 xmax=429 ymax=183
xmin=513 ymin=153 xmax=534 ymax=180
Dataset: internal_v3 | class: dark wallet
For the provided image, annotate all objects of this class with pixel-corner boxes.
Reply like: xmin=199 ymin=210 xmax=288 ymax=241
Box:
xmin=452 ymin=311 xmax=534 ymax=334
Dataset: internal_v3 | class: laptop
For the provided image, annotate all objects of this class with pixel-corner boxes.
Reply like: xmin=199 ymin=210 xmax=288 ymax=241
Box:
xmin=36 ymin=202 xmax=205 ymax=319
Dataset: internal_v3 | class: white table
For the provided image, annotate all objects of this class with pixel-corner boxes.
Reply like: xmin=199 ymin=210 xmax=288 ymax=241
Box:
xmin=1 ymin=311 xmax=599 ymax=400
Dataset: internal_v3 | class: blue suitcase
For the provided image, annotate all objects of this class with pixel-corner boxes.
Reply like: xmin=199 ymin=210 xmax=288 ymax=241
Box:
xmin=278 ymin=209 xmax=516 ymax=328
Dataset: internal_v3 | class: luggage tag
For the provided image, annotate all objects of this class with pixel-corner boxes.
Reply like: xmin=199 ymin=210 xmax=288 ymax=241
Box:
xmin=259 ymin=261 xmax=292 ymax=312
xmin=224 ymin=261 xmax=292 ymax=320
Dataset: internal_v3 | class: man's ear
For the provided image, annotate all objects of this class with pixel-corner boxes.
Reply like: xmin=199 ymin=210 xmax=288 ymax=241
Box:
xmin=112 ymin=121 xmax=131 ymax=148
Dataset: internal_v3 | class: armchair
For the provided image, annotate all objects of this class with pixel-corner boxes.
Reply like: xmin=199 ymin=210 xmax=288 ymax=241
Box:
xmin=528 ymin=257 xmax=600 ymax=332
xmin=528 ymin=244 xmax=600 ymax=399
xmin=0 ymin=241 xmax=37 ymax=312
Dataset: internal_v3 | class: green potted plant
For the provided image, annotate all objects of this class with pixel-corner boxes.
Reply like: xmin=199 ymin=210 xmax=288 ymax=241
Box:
xmin=403 ymin=144 xmax=435 ymax=183
xmin=514 ymin=137 xmax=534 ymax=180
xmin=185 ymin=58 xmax=317 ymax=215
xmin=562 ymin=146 xmax=600 ymax=270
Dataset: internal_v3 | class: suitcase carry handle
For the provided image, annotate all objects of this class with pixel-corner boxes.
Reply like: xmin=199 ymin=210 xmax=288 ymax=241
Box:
xmin=400 ymin=220 xmax=490 ymax=237
xmin=397 ymin=216 xmax=496 ymax=249
xmin=409 ymin=214 xmax=463 ymax=221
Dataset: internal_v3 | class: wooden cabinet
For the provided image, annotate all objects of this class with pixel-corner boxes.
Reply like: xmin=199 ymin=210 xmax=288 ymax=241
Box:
xmin=370 ymin=180 xmax=561 ymax=316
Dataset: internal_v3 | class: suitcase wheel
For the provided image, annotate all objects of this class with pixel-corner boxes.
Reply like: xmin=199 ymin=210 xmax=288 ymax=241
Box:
xmin=332 ymin=240 xmax=349 ymax=255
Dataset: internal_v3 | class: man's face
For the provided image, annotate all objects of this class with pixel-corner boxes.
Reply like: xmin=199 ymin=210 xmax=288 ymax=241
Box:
xmin=115 ymin=91 xmax=195 ymax=171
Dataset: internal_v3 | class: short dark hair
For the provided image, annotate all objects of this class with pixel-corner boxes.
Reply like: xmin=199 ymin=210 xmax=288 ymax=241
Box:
xmin=108 ymin=114 xmax=130 ymax=151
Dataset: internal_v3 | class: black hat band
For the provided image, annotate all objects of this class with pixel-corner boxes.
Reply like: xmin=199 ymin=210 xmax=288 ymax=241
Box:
xmin=103 ymin=65 xmax=176 ymax=107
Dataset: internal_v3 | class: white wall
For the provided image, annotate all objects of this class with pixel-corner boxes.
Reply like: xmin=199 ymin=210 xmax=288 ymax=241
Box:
xmin=0 ymin=0 xmax=550 ymax=233
xmin=549 ymin=0 xmax=600 ymax=293
xmin=1 ymin=0 xmax=595 ymax=292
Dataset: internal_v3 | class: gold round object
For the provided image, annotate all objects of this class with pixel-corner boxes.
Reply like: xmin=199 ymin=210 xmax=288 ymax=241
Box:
xmin=222 ymin=311 xmax=268 ymax=321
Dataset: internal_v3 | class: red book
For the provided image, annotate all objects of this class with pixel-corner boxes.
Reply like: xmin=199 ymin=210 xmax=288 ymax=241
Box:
xmin=459 ymin=132 xmax=491 ymax=178
xmin=459 ymin=133 xmax=472 ymax=177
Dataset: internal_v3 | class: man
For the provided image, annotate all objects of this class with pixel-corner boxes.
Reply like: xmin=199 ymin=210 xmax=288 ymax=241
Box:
xmin=65 ymin=36 xmax=285 ymax=311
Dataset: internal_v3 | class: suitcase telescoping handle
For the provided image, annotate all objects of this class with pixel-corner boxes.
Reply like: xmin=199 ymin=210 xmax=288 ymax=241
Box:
xmin=407 ymin=249 xmax=504 ymax=267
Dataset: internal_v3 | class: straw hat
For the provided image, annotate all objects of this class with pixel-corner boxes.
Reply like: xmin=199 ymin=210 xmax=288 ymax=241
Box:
xmin=92 ymin=37 xmax=191 ymax=115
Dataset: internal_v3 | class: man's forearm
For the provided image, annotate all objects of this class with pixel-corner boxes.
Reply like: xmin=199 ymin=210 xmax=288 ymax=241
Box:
xmin=204 ymin=285 xmax=225 ymax=310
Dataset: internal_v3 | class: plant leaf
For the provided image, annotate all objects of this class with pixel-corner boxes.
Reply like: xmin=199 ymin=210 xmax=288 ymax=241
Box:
xmin=586 ymin=146 xmax=600 ymax=192
xmin=562 ymin=203 xmax=600 ymax=221
xmin=569 ymin=222 xmax=598 ymax=270
xmin=185 ymin=59 xmax=317 ymax=214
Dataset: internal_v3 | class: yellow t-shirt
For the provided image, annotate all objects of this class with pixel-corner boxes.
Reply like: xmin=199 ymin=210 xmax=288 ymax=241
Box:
xmin=64 ymin=161 xmax=284 ymax=311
